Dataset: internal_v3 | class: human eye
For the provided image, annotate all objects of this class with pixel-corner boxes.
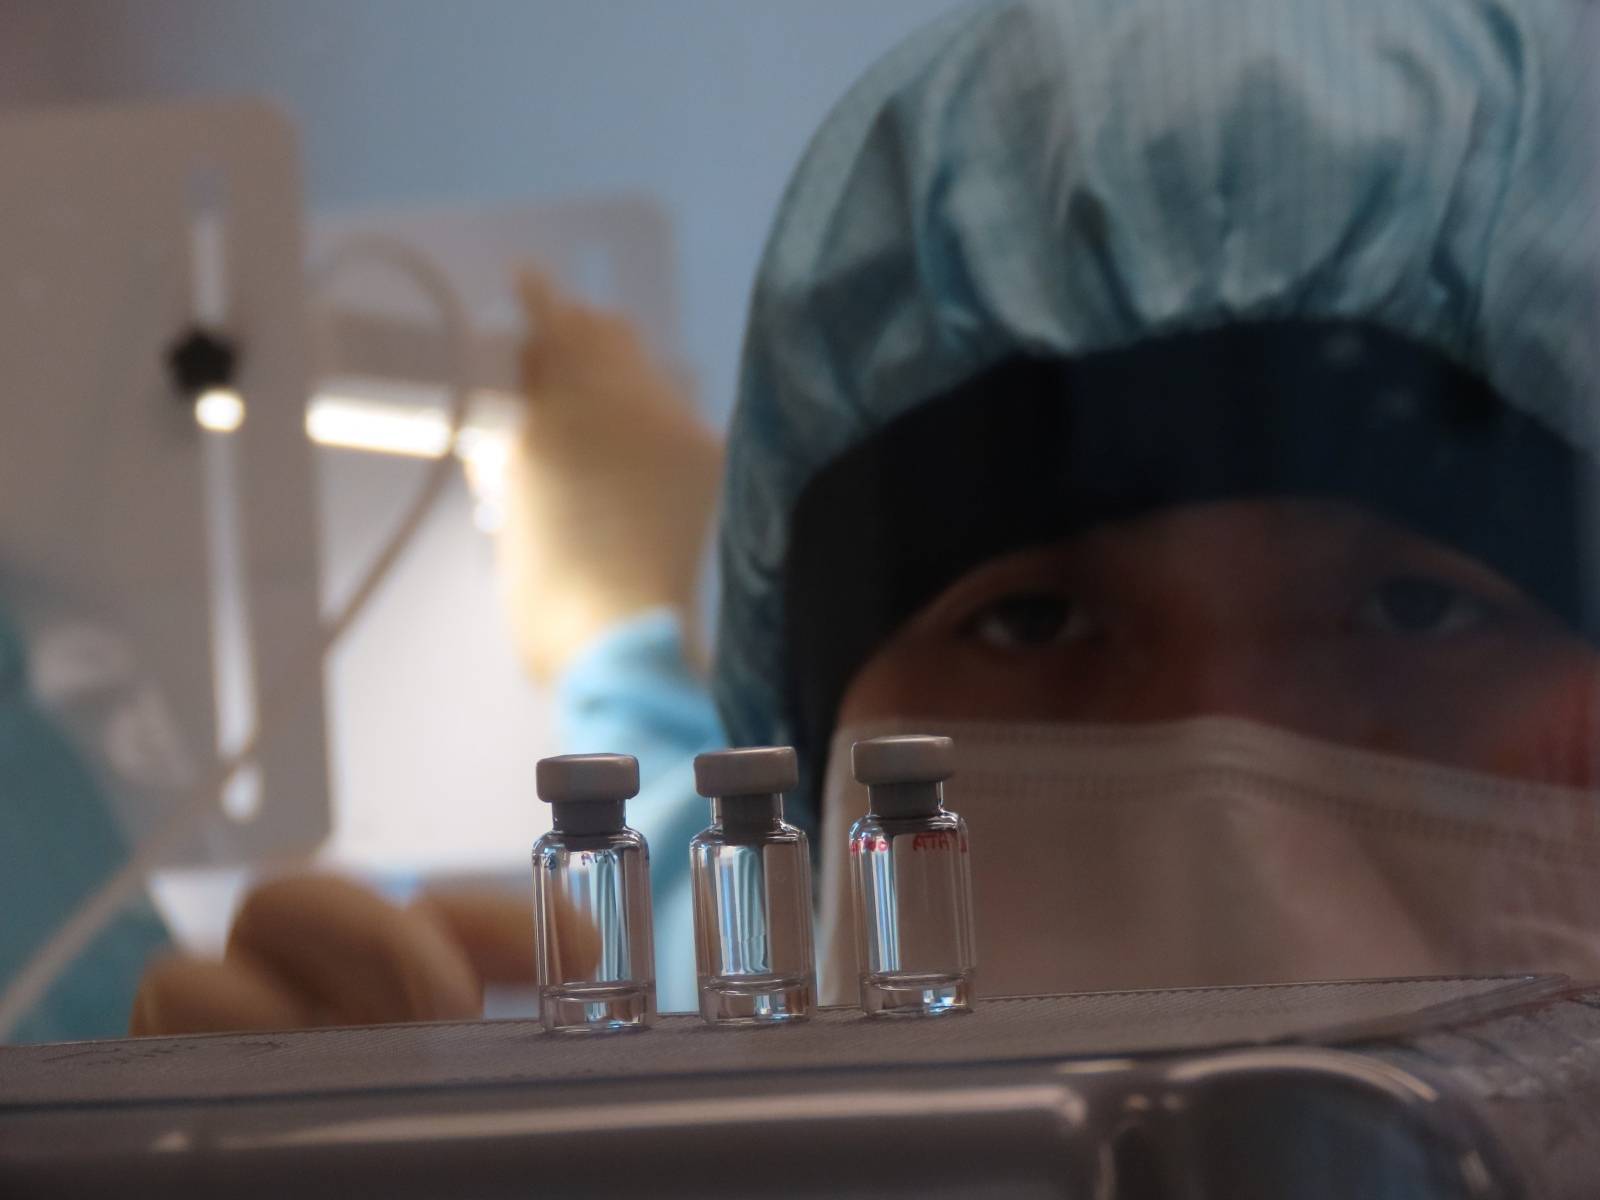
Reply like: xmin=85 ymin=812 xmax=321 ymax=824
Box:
xmin=1353 ymin=576 xmax=1496 ymax=638
xmin=961 ymin=591 xmax=1095 ymax=650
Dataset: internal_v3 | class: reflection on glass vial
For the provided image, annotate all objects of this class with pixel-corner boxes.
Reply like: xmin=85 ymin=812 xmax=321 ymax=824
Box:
xmin=691 ymin=746 xmax=815 ymax=1025
xmin=849 ymin=735 xmax=976 ymax=1016
xmin=533 ymin=754 xmax=655 ymax=1033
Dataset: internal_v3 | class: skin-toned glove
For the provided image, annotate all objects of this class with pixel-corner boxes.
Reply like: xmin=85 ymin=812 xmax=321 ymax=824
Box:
xmin=496 ymin=268 xmax=723 ymax=681
xmin=128 ymin=877 xmax=599 ymax=1035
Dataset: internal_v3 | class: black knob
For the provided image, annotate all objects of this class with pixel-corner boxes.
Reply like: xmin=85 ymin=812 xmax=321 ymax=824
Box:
xmin=166 ymin=326 xmax=239 ymax=399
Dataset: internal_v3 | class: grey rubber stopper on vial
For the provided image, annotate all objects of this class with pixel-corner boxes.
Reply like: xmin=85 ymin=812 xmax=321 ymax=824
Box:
xmin=537 ymin=753 xmax=639 ymax=833
xmin=694 ymin=745 xmax=797 ymax=823
xmin=693 ymin=746 xmax=798 ymax=797
xmin=852 ymin=735 xmax=954 ymax=818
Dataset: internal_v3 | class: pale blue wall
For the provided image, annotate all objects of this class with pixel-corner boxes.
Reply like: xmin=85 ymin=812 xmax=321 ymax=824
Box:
xmin=17 ymin=0 xmax=966 ymax=420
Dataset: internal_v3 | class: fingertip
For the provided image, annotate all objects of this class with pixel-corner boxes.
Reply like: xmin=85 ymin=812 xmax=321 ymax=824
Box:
xmin=517 ymin=265 xmax=560 ymax=322
xmin=129 ymin=950 xmax=187 ymax=1036
xmin=237 ymin=874 xmax=487 ymax=1024
xmin=129 ymin=953 xmax=313 ymax=1037
xmin=128 ymin=973 xmax=158 ymax=1037
xmin=409 ymin=889 xmax=538 ymax=985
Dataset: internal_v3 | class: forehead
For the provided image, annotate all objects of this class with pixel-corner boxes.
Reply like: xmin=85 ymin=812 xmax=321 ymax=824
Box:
xmin=939 ymin=498 xmax=1512 ymax=578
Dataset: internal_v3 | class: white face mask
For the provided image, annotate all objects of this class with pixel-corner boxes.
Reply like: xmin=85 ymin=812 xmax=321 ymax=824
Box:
xmin=817 ymin=715 xmax=1600 ymax=1005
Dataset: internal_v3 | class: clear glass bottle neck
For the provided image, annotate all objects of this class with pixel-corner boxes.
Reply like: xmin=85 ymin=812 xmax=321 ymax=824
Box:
xmin=711 ymin=793 xmax=784 ymax=830
xmin=551 ymin=799 xmax=627 ymax=836
xmin=865 ymin=781 xmax=945 ymax=820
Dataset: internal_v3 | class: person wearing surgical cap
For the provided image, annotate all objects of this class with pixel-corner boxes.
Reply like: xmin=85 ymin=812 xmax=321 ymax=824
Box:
xmin=720 ymin=0 xmax=1600 ymax=1000
xmin=131 ymin=0 xmax=1600 ymax=1033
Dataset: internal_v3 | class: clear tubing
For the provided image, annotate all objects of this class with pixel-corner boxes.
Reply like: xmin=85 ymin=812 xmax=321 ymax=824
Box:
xmin=849 ymin=789 xmax=976 ymax=1016
xmin=533 ymin=825 xmax=655 ymax=1033
xmin=0 ymin=236 xmax=477 ymax=1042
xmin=690 ymin=797 xmax=816 ymax=1025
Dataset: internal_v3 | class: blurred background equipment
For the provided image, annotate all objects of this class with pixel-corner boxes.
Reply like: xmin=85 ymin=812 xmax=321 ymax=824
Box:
xmin=0 ymin=99 xmax=330 ymax=867
xmin=0 ymin=0 xmax=961 ymax=915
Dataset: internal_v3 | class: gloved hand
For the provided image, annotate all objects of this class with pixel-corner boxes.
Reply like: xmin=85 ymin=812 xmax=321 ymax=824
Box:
xmin=496 ymin=269 xmax=723 ymax=681
xmin=128 ymin=875 xmax=593 ymax=1035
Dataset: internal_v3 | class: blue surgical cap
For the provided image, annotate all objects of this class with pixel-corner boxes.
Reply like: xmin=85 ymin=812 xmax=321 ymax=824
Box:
xmin=714 ymin=0 xmax=1600 ymax=756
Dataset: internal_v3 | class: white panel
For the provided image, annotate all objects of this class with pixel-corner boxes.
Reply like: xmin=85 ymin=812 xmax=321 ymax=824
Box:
xmin=0 ymin=100 xmax=329 ymax=864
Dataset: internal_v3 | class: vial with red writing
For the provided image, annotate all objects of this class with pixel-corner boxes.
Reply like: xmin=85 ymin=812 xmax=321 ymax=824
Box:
xmin=848 ymin=735 xmax=976 ymax=1017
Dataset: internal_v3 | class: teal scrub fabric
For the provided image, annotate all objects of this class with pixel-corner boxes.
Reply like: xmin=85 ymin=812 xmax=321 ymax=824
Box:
xmin=0 ymin=610 xmax=169 ymax=1043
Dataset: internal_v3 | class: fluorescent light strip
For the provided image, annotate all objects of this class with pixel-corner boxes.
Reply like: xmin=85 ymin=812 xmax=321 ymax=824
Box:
xmin=198 ymin=390 xmax=518 ymax=528
xmin=303 ymin=390 xmax=521 ymax=458
xmin=305 ymin=393 xmax=454 ymax=458
xmin=302 ymin=392 xmax=520 ymax=531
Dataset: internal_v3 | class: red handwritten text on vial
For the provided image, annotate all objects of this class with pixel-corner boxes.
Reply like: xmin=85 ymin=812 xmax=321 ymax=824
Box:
xmin=850 ymin=835 xmax=890 ymax=855
xmin=852 ymin=833 xmax=968 ymax=854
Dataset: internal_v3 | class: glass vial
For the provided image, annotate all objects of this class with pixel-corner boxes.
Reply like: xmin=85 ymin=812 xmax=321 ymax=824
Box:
xmin=690 ymin=746 xmax=816 ymax=1025
xmin=533 ymin=753 xmax=655 ymax=1033
xmin=849 ymin=735 xmax=976 ymax=1016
